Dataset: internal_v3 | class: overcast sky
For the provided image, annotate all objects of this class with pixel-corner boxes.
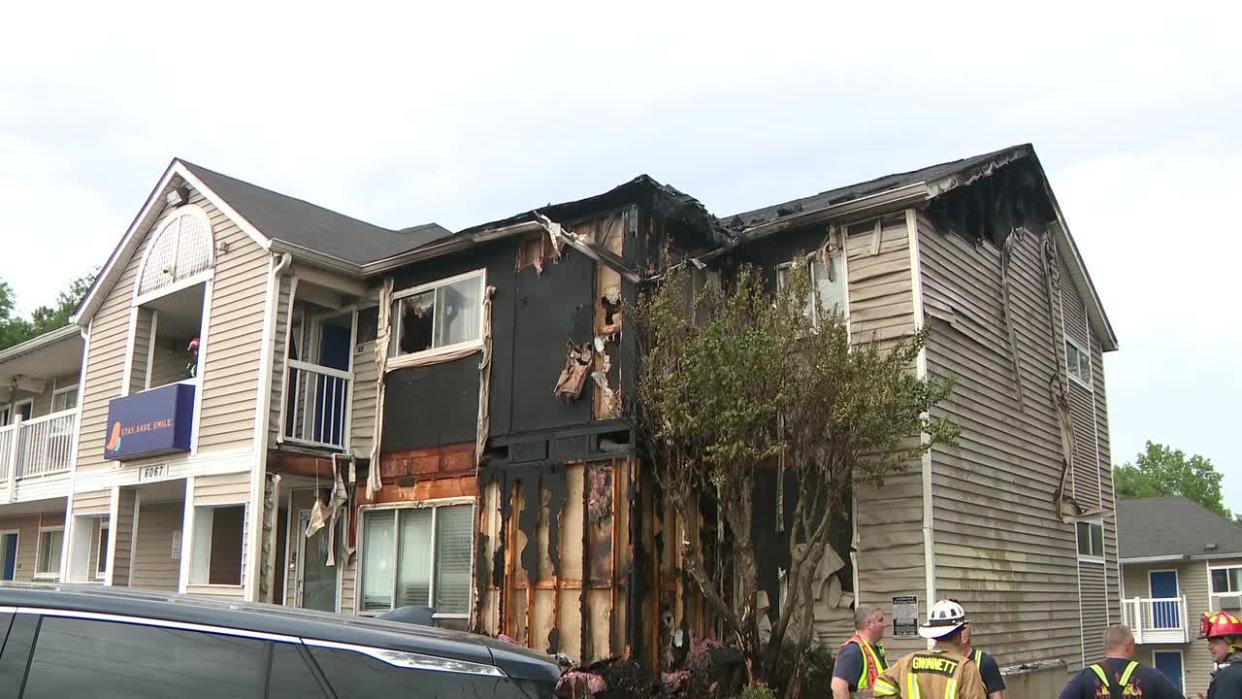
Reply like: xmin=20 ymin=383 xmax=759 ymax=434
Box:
xmin=2 ymin=2 xmax=1239 ymax=509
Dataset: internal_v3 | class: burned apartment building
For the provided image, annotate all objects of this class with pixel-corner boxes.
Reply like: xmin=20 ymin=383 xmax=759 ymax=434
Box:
xmin=361 ymin=143 xmax=1119 ymax=686
xmin=3 ymin=143 xmax=1116 ymax=690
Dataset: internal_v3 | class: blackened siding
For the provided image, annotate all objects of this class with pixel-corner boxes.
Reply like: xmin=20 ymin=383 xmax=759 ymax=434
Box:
xmin=507 ymin=251 xmax=596 ymax=434
xmin=382 ymin=233 xmax=605 ymax=453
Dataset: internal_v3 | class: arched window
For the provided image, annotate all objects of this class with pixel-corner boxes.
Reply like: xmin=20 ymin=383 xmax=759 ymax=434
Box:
xmin=137 ymin=206 xmax=213 ymax=298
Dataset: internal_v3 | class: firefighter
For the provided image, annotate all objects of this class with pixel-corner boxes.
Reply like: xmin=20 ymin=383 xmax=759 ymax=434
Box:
xmin=831 ymin=605 xmax=889 ymax=698
xmin=1201 ymin=611 xmax=1242 ymax=699
xmin=871 ymin=599 xmax=987 ymax=699
xmin=1058 ymin=624 xmax=1182 ymax=698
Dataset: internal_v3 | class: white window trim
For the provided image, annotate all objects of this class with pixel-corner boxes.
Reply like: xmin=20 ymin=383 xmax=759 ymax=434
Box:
xmin=775 ymin=249 xmax=849 ymax=330
xmin=1076 ymin=519 xmax=1106 ymax=562
xmin=388 ymin=269 xmax=487 ymax=367
xmin=356 ymin=498 xmax=475 ymax=620
xmin=1064 ymin=336 xmax=1093 ymax=390
xmin=51 ymin=384 xmax=79 ymax=412
xmin=1209 ymin=563 xmax=1242 ymax=596
xmin=133 ymin=270 xmax=213 ymax=308
xmin=34 ymin=526 xmax=64 ymax=580
xmin=132 ymin=204 xmax=216 ymax=304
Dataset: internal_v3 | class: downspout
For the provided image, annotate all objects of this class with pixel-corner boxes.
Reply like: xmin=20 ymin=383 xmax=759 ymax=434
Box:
xmin=905 ymin=209 xmax=938 ymax=630
xmin=248 ymin=252 xmax=293 ymax=602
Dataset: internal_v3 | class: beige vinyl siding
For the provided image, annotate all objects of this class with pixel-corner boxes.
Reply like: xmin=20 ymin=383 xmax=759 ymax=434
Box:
xmin=340 ymin=554 xmax=356 ymax=614
xmin=128 ymin=308 xmax=154 ymax=393
xmin=111 ymin=489 xmax=136 ymax=585
xmin=19 ymin=372 xmax=83 ymax=418
xmin=1079 ymin=561 xmax=1109 ymax=663
xmin=187 ymin=583 xmax=245 ymax=598
xmin=130 ymin=499 xmax=183 ymax=590
xmin=350 ymin=332 xmax=379 ymax=456
xmin=75 ymin=178 xmax=271 ymax=477
xmin=918 ymin=216 xmax=1084 ymax=667
xmin=191 ymin=188 xmax=270 ymax=452
xmin=267 ymin=276 xmax=294 ymax=446
xmin=0 ymin=514 xmax=62 ymax=582
xmin=148 ymin=335 xmax=188 ymax=388
xmin=73 ymin=489 xmax=112 ymax=515
xmin=842 ymin=214 xmax=925 ymax=654
xmin=76 ymin=192 xmax=162 ymax=476
xmin=1094 ymin=343 xmax=1121 ymax=623
xmin=194 ymin=471 xmax=250 ymax=506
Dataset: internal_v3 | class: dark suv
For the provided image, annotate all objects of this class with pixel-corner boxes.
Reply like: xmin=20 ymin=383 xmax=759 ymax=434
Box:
xmin=0 ymin=583 xmax=560 ymax=698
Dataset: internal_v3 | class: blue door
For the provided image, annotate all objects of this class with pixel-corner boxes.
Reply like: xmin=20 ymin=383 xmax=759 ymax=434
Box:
xmin=312 ymin=319 xmax=352 ymax=447
xmin=2 ymin=533 xmax=17 ymax=581
xmin=1154 ymin=651 xmax=1184 ymax=692
xmin=1150 ymin=570 xmax=1180 ymax=628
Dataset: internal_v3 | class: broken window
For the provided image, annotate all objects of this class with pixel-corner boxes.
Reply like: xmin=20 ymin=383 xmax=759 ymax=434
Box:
xmin=777 ymin=253 xmax=845 ymax=327
xmin=391 ymin=271 xmax=484 ymax=359
xmin=359 ymin=503 xmax=473 ymax=628
xmin=190 ymin=505 xmax=245 ymax=586
xmin=1065 ymin=337 xmax=1092 ymax=388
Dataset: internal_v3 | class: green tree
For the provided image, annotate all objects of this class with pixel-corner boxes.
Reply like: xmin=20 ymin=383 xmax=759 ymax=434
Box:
xmin=1115 ymin=441 xmax=1232 ymax=518
xmin=633 ymin=259 xmax=956 ymax=693
xmin=0 ymin=280 xmax=33 ymax=349
xmin=0 ymin=269 xmax=97 ymax=351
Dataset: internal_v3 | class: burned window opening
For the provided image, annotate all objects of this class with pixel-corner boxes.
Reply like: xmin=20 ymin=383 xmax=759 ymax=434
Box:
xmin=397 ymin=291 xmax=434 ymax=354
xmin=554 ymin=342 xmax=593 ymax=401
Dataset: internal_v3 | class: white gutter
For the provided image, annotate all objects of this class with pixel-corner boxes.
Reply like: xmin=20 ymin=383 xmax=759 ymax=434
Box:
xmin=361 ymin=220 xmax=544 ymax=275
xmin=0 ymin=325 xmax=81 ymax=364
xmin=1120 ymin=553 xmax=1242 ymax=564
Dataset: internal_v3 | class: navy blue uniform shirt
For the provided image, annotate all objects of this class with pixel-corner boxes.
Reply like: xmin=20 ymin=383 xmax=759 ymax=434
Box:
xmin=1058 ymin=657 xmax=1183 ymax=699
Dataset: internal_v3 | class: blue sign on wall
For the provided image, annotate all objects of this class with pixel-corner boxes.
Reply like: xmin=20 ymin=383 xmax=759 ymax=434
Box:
xmin=104 ymin=383 xmax=196 ymax=461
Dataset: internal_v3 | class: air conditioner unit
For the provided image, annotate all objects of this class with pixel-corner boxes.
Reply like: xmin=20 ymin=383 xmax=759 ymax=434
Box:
xmin=1218 ymin=595 xmax=1242 ymax=611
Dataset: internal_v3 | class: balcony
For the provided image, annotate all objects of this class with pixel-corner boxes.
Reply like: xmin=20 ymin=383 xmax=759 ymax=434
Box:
xmin=283 ymin=360 xmax=350 ymax=450
xmin=0 ymin=408 xmax=79 ymax=496
xmin=1122 ymin=596 xmax=1190 ymax=644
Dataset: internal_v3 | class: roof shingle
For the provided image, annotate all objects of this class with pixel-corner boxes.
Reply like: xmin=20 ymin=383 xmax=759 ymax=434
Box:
xmin=1118 ymin=496 xmax=1242 ymax=559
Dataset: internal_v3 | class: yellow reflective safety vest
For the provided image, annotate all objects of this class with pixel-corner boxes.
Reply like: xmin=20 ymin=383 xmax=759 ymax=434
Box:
xmin=838 ymin=634 xmax=888 ymax=690
xmin=872 ymin=648 xmax=987 ymax=699
xmin=1088 ymin=661 xmax=1139 ymax=699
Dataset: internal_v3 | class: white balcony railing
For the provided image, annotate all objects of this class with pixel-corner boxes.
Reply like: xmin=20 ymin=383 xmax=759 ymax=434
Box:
xmin=283 ymin=360 xmax=350 ymax=450
xmin=0 ymin=409 xmax=78 ymax=496
xmin=1122 ymin=596 xmax=1190 ymax=644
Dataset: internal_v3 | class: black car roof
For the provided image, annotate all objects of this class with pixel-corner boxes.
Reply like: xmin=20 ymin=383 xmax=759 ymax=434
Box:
xmin=0 ymin=583 xmax=558 ymax=682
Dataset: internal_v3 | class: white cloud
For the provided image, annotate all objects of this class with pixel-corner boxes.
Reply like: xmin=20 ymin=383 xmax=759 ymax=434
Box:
xmin=2 ymin=0 xmax=1241 ymax=505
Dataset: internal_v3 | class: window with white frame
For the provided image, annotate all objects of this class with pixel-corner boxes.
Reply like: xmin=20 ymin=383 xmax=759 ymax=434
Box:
xmin=1211 ymin=566 xmax=1242 ymax=595
xmin=359 ymin=503 xmax=473 ymax=627
xmin=137 ymin=206 xmax=213 ymax=298
xmin=776 ymin=253 xmax=845 ymax=328
xmin=35 ymin=528 xmax=64 ymax=579
xmin=390 ymin=272 xmax=485 ymax=360
xmin=1076 ymin=520 xmax=1104 ymax=559
xmin=190 ymin=505 xmax=245 ymax=586
xmin=1065 ymin=337 xmax=1092 ymax=387
xmin=51 ymin=385 xmax=79 ymax=412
